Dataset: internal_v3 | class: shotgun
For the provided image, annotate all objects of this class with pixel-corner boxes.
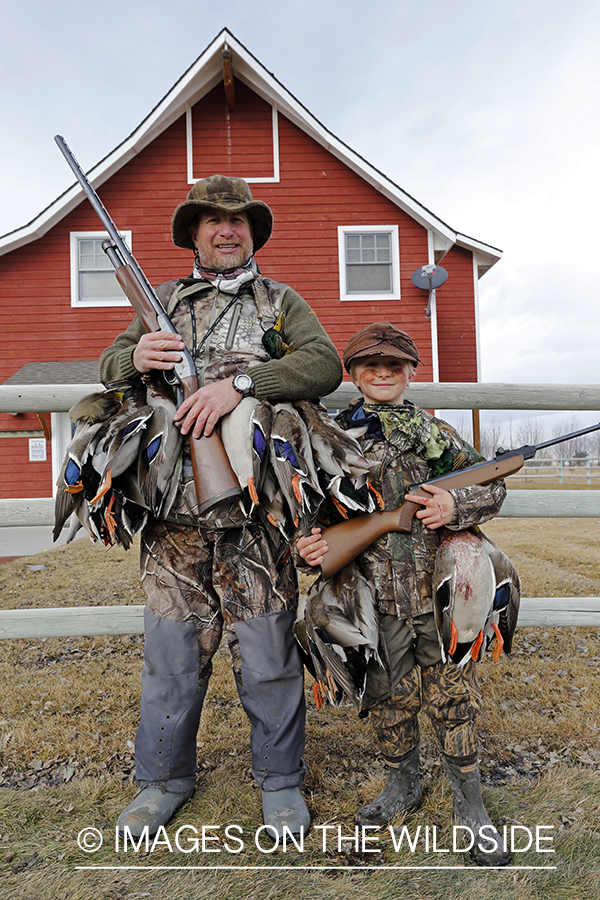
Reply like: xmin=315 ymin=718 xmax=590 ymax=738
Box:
xmin=319 ymin=421 xmax=600 ymax=579
xmin=54 ymin=135 xmax=241 ymax=514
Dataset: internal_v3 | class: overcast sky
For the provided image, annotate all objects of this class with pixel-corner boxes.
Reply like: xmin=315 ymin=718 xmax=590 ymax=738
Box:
xmin=2 ymin=0 xmax=599 ymax=421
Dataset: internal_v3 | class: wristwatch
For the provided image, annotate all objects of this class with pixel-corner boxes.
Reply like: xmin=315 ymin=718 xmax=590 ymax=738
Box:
xmin=232 ymin=372 xmax=255 ymax=398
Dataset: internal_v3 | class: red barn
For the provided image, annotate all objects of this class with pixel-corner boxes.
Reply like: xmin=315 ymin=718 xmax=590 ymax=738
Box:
xmin=0 ymin=29 xmax=501 ymax=501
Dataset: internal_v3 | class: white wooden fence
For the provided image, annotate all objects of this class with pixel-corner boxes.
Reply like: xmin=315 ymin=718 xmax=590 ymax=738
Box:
xmin=1 ymin=381 xmax=599 ymax=636
xmin=516 ymin=459 xmax=600 ymax=484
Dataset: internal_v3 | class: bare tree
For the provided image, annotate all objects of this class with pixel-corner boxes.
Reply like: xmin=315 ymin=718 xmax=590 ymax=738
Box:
xmin=479 ymin=417 xmax=507 ymax=457
xmin=514 ymin=416 xmax=548 ymax=449
xmin=551 ymin=414 xmax=587 ymax=462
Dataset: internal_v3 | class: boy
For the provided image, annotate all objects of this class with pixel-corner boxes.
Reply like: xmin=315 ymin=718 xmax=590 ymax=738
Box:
xmin=297 ymin=322 xmax=510 ymax=866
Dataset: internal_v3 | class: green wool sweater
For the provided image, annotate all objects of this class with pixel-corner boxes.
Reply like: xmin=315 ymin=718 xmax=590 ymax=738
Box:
xmin=99 ymin=279 xmax=342 ymax=402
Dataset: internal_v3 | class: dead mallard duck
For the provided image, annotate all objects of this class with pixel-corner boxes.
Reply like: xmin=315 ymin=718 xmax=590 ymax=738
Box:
xmin=432 ymin=528 xmax=520 ymax=667
xmin=269 ymin=402 xmax=323 ymax=534
xmin=294 ymin=399 xmax=375 ymax=516
xmin=295 ymin=562 xmax=382 ymax=709
xmin=138 ymin=375 xmax=183 ymax=519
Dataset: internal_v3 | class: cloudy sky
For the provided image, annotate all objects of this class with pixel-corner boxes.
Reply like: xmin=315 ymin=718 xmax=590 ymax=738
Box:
xmin=2 ymin=0 xmax=599 ymax=425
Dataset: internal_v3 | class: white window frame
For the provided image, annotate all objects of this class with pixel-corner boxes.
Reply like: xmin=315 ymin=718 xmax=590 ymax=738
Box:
xmin=70 ymin=231 xmax=132 ymax=308
xmin=186 ymin=103 xmax=280 ymax=184
xmin=337 ymin=225 xmax=401 ymax=301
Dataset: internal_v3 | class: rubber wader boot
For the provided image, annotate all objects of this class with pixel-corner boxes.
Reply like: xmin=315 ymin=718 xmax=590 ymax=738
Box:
xmin=117 ymin=784 xmax=195 ymax=838
xmin=261 ymin=787 xmax=311 ymax=840
xmin=355 ymin=745 xmax=423 ymax=826
xmin=444 ymin=753 xmax=510 ymax=867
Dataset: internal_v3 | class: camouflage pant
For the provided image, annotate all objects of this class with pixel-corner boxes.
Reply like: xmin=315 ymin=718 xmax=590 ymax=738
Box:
xmin=140 ymin=516 xmax=298 ymax=680
xmin=365 ymin=613 xmax=482 ymax=761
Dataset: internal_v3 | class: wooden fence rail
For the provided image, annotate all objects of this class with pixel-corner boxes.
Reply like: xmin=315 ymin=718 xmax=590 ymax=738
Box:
xmin=2 ymin=381 xmax=600 ymax=413
xmin=1 ymin=381 xmax=599 ymax=634
xmin=0 ymin=596 xmax=598 ymax=640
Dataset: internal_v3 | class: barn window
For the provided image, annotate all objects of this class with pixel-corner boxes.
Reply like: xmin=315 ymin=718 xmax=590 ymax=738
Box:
xmin=70 ymin=232 xmax=132 ymax=308
xmin=338 ymin=225 xmax=400 ymax=301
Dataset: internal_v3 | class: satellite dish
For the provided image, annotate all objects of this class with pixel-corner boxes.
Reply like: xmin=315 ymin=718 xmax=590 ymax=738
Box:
xmin=411 ymin=264 xmax=448 ymax=291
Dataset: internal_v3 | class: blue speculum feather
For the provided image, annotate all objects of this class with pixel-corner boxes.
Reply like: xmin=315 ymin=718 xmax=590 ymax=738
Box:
xmin=273 ymin=439 xmax=299 ymax=468
xmin=315 ymin=627 xmax=334 ymax=645
xmin=493 ymin=584 xmax=510 ymax=611
xmin=146 ymin=436 xmax=162 ymax=464
xmin=253 ymin=427 xmax=267 ymax=458
xmin=65 ymin=458 xmax=81 ymax=485
xmin=122 ymin=417 xmax=145 ymax=439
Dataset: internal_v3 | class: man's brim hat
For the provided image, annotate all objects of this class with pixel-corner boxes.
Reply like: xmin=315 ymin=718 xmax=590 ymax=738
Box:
xmin=171 ymin=174 xmax=274 ymax=252
xmin=343 ymin=322 xmax=421 ymax=373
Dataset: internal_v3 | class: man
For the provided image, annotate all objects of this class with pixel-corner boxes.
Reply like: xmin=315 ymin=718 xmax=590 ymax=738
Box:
xmin=100 ymin=175 xmax=342 ymax=838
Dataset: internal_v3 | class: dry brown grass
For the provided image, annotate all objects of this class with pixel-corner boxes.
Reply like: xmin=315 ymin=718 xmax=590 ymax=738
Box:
xmin=1 ymin=506 xmax=599 ymax=898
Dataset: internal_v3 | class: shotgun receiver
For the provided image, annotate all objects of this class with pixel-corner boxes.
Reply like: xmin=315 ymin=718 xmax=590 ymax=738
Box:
xmin=55 ymin=135 xmax=241 ymax=514
xmin=319 ymin=420 xmax=600 ymax=579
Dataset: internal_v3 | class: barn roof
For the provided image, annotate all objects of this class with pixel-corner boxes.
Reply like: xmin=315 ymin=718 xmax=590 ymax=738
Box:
xmin=0 ymin=29 xmax=501 ymax=276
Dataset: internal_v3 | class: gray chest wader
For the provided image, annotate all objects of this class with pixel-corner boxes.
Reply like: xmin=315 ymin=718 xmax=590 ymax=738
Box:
xmin=135 ymin=609 xmax=306 ymax=792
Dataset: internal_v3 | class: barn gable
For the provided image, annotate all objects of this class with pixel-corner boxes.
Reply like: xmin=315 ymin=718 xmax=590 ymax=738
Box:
xmin=0 ymin=29 xmax=501 ymax=500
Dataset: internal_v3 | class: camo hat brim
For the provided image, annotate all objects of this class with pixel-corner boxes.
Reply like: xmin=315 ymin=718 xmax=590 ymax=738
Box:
xmin=171 ymin=174 xmax=274 ymax=252
xmin=343 ymin=322 xmax=421 ymax=372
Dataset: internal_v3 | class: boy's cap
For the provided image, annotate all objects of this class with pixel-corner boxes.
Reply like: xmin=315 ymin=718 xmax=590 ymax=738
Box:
xmin=343 ymin=322 xmax=421 ymax=372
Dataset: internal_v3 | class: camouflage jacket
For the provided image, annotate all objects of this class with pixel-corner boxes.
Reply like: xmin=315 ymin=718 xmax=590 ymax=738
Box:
xmin=99 ymin=274 xmax=342 ymax=402
xmin=335 ymin=398 xmax=506 ymax=621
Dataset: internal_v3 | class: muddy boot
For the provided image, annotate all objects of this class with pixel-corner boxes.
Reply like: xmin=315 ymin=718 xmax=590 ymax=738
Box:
xmin=355 ymin=746 xmax=423 ymax=826
xmin=261 ymin=787 xmax=311 ymax=840
xmin=444 ymin=753 xmax=510 ymax=867
xmin=117 ymin=783 xmax=195 ymax=837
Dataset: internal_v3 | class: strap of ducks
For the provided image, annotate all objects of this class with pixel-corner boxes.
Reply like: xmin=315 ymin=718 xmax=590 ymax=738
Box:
xmin=54 ymin=380 xmax=378 ymax=550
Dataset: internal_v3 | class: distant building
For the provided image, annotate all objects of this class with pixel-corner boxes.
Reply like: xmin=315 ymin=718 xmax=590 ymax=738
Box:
xmin=0 ymin=29 xmax=500 ymax=500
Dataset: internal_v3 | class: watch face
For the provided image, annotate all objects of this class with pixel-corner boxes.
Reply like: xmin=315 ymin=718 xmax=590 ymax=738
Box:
xmin=233 ymin=373 xmax=254 ymax=395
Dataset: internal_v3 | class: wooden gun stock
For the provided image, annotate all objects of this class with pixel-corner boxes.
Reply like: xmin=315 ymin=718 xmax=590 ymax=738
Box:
xmin=114 ymin=265 xmax=159 ymax=332
xmin=178 ymin=375 xmax=242 ymax=514
xmin=319 ymin=454 xmax=523 ymax=579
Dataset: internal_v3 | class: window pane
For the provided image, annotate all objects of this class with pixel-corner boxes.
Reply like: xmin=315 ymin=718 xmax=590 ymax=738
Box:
xmin=346 ymin=264 xmax=392 ymax=293
xmin=362 ymin=249 xmax=376 ymax=263
xmin=80 ymin=271 xmax=123 ymax=300
xmin=94 ymin=252 xmax=111 ymax=269
xmin=346 ymin=234 xmax=360 ymax=250
xmin=375 ymin=233 xmax=390 ymax=249
xmin=361 ymin=234 xmax=375 ymax=249
xmin=347 ymin=249 xmax=361 ymax=263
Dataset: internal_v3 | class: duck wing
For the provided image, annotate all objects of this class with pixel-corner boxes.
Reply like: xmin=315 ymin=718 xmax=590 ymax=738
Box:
xmin=269 ymin=402 xmax=323 ymax=534
xmin=480 ymin=532 xmax=521 ymax=655
xmin=139 ymin=376 xmax=183 ymax=518
xmin=53 ymin=420 xmax=104 ymax=541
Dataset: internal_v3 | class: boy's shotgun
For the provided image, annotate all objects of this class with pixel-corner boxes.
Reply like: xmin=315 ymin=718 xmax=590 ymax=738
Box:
xmin=319 ymin=422 xmax=600 ymax=579
xmin=55 ymin=135 xmax=241 ymax=514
